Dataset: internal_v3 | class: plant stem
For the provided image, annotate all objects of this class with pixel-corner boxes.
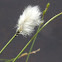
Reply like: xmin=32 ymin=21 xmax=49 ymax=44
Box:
xmin=12 ymin=35 xmax=35 ymax=62
xmin=26 ymin=3 xmax=50 ymax=62
xmin=26 ymin=31 xmax=38 ymax=62
xmin=26 ymin=24 xmax=42 ymax=62
xmin=12 ymin=12 xmax=62 ymax=62
xmin=42 ymin=3 xmax=50 ymax=20
xmin=39 ymin=12 xmax=62 ymax=32
xmin=0 ymin=33 xmax=17 ymax=54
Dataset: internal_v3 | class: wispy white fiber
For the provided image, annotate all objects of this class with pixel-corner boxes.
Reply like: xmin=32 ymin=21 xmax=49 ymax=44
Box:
xmin=16 ymin=5 xmax=44 ymax=36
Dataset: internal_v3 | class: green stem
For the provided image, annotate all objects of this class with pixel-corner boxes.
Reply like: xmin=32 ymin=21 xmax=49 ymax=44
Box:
xmin=26 ymin=31 xmax=38 ymax=62
xmin=42 ymin=3 xmax=50 ymax=20
xmin=26 ymin=3 xmax=50 ymax=61
xmin=39 ymin=12 xmax=62 ymax=33
xmin=12 ymin=35 xmax=35 ymax=62
xmin=12 ymin=12 xmax=62 ymax=62
xmin=26 ymin=24 xmax=41 ymax=62
xmin=0 ymin=33 xmax=17 ymax=54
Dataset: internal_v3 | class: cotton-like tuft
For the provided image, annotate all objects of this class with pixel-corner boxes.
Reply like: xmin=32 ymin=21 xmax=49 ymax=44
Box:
xmin=16 ymin=5 xmax=44 ymax=36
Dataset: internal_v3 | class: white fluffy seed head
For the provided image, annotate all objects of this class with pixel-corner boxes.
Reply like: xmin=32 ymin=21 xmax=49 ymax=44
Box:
xmin=16 ymin=5 xmax=44 ymax=36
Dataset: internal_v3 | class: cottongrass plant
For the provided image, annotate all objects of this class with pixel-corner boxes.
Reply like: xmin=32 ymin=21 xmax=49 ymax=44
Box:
xmin=16 ymin=5 xmax=44 ymax=36
xmin=0 ymin=3 xmax=62 ymax=62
